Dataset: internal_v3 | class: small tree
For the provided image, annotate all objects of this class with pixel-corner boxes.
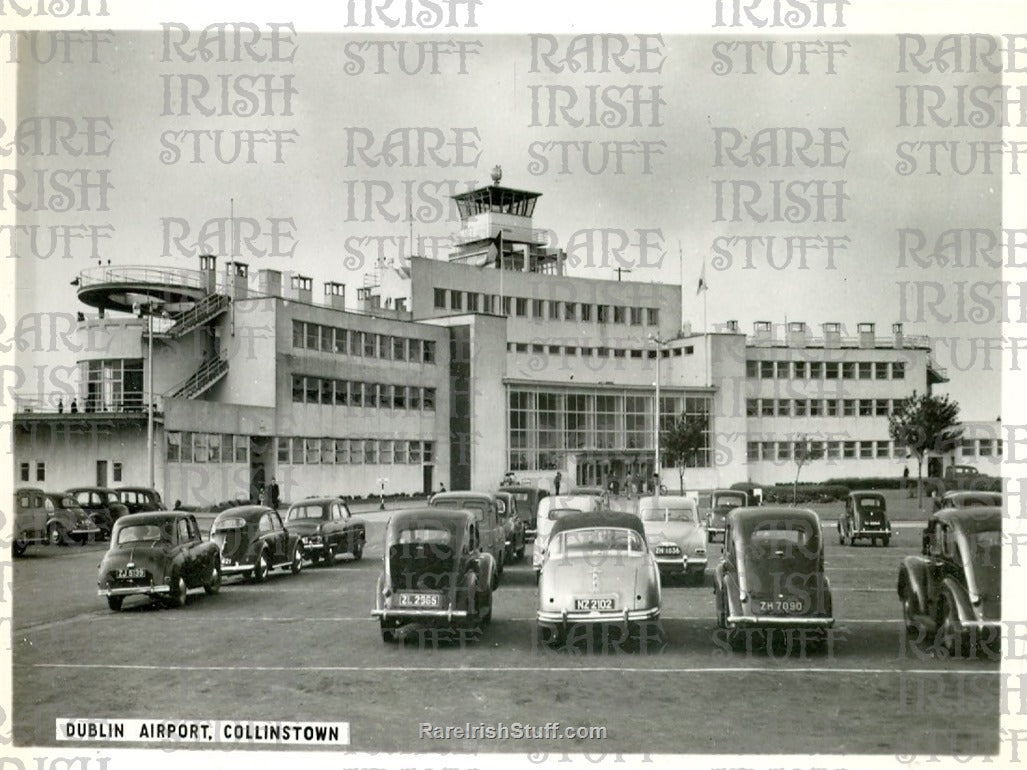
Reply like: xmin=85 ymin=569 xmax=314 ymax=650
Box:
xmin=662 ymin=413 xmax=709 ymax=493
xmin=792 ymin=434 xmax=821 ymax=504
xmin=888 ymin=390 xmax=962 ymax=511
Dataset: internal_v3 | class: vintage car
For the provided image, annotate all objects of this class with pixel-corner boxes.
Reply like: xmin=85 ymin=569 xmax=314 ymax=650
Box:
xmin=40 ymin=492 xmax=102 ymax=545
xmin=493 ymin=490 xmax=527 ymax=562
xmin=115 ymin=487 xmax=164 ymax=514
xmin=714 ymin=507 xmax=834 ymax=639
xmin=934 ymin=490 xmax=1003 ymax=511
xmin=210 ymin=505 xmax=304 ymax=581
xmin=12 ymin=488 xmax=52 ymax=556
xmin=97 ymin=512 xmax=221 ymax=611
xmin=897 ymin=507 xmax=1001 ymax=656
xmin=838 ymin=491 xmax=892 ymax=546
xmin=284 ymin=497 xmax=366 ymax=565
xmin=532 ymin=494 xmax=602 ymax=578
xmin=637 ymin=496 xmax=708 ymax=585
xmin=536 ymin=511 xmax=662 ymax=643
xmin=428 ymin=491 xmax=505 ymax=586
xmin=707 ymin=489 xmax=749 ymax=543
xmin=501 ymin=485 xmax=549 ymax=542
xmin=67 ymin=486 xmax=129 ymax=540
xmin=372 ymin=508 xmax=495 ymax=642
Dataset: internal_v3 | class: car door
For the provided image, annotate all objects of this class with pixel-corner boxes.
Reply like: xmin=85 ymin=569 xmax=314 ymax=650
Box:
xmin=923 ymin=520 xmax=947 ymax=613
xmin=271 ymin=510 xmax=290 ymax=564
xmin=326 ymin=502 xmax=342 ymax=551
xmin=337 ymin=502 xmax=353 ymax=550
xmin=176 ymin=518 xmax=198 ymax=586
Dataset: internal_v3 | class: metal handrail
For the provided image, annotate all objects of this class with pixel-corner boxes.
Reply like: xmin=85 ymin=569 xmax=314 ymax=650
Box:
xmin=451 ymin=223 xmax=548 ymax=246
xmin=14 ymin=392 xmax=163 ymax=414
xmin=78 ymin=265 xmax=210 ymax=291
xmin=168 ymin=356 xmax=229 ymax=399
xmin=746 ymin=333 xmax=932 ymax=350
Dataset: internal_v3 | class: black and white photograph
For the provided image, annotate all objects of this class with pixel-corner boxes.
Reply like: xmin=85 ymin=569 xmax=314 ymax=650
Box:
xmin=2 ymin=1 xmax=1025 ymax=768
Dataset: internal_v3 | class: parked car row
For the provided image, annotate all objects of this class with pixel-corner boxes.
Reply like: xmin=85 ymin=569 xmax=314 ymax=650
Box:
xmin=96 ymin=497 xmax=366 ymax=611
xmin=13 ymin=485 xmax=164 ymax=554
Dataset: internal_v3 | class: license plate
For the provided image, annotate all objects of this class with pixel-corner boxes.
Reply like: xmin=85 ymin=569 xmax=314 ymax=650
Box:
xmin=759 ymin=599 xmax=804 ymax=613
xmin=655 ymin=546 xmax=679 ymax=555
xmin=574 ymin=597 xmax=615 ymax=611
xmin=116 ymin=568 xmax=144 ymax=579
xmin=221 ymin=557 xmax=233 ymax=566
xmin=397 ymin=592 xmax=441 ymax=608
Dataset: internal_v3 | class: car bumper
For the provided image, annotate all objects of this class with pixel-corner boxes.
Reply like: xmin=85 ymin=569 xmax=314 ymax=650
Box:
xmin=372 ymin=608 xmax=469 ymax=621
xmin=71 ymin=526 xmax=101 ymax=536
xmin=707 ymin=527 xmax=725 ymax=539
xmin=851 ymin=528 xmax=890 ymax=537
xmin=220 ymin=561 xmax=255 ymax=574
xmin=98 ymin=585 xmax=171 ymax=597
xmin=537 ymin=607 xmax=660 ymax=628
xmin=525 ymin=528 xmax=537 ymax=543
xmin=655 ymin=556 xmax=707 ymax=574
xmin=727 ymin=614 xmax=834 ymax=628
xmin=300 ymin=541 xmax=325 ymax=552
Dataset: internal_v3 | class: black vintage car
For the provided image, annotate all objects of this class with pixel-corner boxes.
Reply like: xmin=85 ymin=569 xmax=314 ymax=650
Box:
xmin=714 ymin=507 xmax=834 ymax=642
xmin=372 ymin=508 xmax=496 ymax=642
xmin=897 ymin=507 xmax=1001 ymax=657
xmin=67 ymin=486 xmax=129 ymax=540
xmin=97 ymin=512 xmax=221 ymax=611
xmin=115 ymin=487 xmax=164 ymax=514
xmin=501 ymin=485 xmax=549 ymax=542
xmin=42 ymin=492 xmax=102 ymax=545
xmin=838 ymin=491 xmax=892 ymax=546
xmin=284 ymin=497 xmax=366 ymax=565
xmin=493 ymin=491 xmax=526 ymax=562
xmin=429 ymin=492 xmax=505 ymax=586
xmin=210 ymin=506 xmax=304 ymax=582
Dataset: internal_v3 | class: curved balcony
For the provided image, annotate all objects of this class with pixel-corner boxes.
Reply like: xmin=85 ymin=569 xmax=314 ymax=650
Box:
xmin=76 ymin=266 xmax=210 ymax=314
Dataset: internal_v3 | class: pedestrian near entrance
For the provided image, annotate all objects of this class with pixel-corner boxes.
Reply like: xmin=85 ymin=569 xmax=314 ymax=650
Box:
xmin=903 ymin=466 xmax=912 ymax=498
xmin=270 ymin=477 xmax=281 ymax=509
xmin=554 ymin=471 xmax=562 ymax=496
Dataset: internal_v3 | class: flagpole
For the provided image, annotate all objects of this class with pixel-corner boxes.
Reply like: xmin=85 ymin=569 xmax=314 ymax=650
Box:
xmin=498 ymin=229 xmax=504 ymax=315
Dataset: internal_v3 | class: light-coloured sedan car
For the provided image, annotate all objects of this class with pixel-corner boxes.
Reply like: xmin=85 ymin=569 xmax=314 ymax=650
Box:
xmin=532 ymin=494 xmax=601 ymax=580
xmin=638 ymin=496 xmax=708 ymax=585
xmin=537 ymin=511 xmax=662 ymax=645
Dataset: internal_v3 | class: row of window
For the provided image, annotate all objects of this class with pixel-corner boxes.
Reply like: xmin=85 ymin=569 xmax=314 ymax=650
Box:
xmin=167 ymin=433 xmax=250 ymax=463
xmin=291 ymin=376 xmax=437 ymax=410
xmin=277 ymin=437 xmax=435 ymax=465
xmin=19 ymin=461 xmax=125 ymax=484
xmin=433 ymin=288 xmax=661 ymax=326
xmin=748 ymin=439 xmax=899 ymax=462
xmin=507 ymin=343 xmax=694 ymax=358
xmin=292 ymin=320 xmax=437 ymax=363
xmin=960 ymin=438 xmax=1004 ymax=458
xmin=746 ymin=360 xmax=905 ymax=380
xmin=746 ymin=398 xmax=905 ymax=418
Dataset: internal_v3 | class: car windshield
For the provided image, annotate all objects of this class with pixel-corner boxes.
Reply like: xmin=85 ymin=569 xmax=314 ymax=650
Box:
xmin=550 ymin=527 xmax=644 ymax=557
xmin=213 ymin=516 xmax=247 ymax=531
xmin=715 ymin=494 xmax=746 ymax=509
xmin=640 ymin=505 xmax=696 ymax=523
xmin=955 ymin=495 xmax=998 ymax=508
xmin=750 ymin=528 xmax=808 ymax=545
xmin=856 ymin=498 xmax=884 ymax=511
xmin=55 ymin=496 xmax=79 ymax=509
xmin=117 ymin=523 xmax=171 ymax=544
xmin=965 ymin=529 xmax=1000 ymax=595
xmin=286 ymin=505 xmax=328 ymax=521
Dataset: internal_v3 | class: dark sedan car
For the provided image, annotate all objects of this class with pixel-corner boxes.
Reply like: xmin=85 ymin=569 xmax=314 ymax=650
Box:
xmin=714 ymin=507 xmax=834 ymax=643
xmin=493 ymin=491 xmax=526 ymax=562
xmin=97 ymin=512 xmax=221 ymax=611
xmin=284 ymin=497 xmax=366 ymax=565
xmin=707 ymin=489 xmax=748 ymax=543
xmin=115 ymin=487 xmax=164 ymax=514
xmin=501 ymin=485 xmax=549 ymax=542
xmin=838 ymin=491 xmax=892 ymax=546
xmin=210 ymin=506 xmax=303 ymax=581
xmin=67 ymin=486 xmax=129 ymax=540
xmin=429 ymin=491 xmax=505 ymax=586
xmin=898 ymin=507 xmax=1000 ymax=657
xmin=372 ymin=508 xmax=495 ymax=642
xmin=42 ymin=492 xmax=102 ymax=545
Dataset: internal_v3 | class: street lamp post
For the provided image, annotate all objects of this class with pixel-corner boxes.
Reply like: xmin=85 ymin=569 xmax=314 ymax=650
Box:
xmin=147 ymin=310 xmax=154 ymax=489
xmin=649 ymin=334 xmax=666 ymax=509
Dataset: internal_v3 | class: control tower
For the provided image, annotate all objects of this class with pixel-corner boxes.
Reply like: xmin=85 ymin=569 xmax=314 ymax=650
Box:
xmin=448 ymin=166 xmax=566 ymax=275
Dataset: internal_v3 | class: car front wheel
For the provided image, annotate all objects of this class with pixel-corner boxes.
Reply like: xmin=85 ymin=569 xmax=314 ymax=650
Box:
xmin=252 ymin=550 xmax=271 ymax=583
xmin=169 ymin=576 xmax=188 ymax=608
xmin=322 ymin=544 xmax=336 ymax=566
xmin=12 ymin=540 xmax=26 ymax=557
xmin=48 ymin=523 xmax=69 ymax=547
xmin=350 ymin=536 xmax=363 ymax=561
xmin=380 ymin=620 xmax=397 ymax=643
xmin=290 ymin=544 xmax=303 ymax=574
xmin=901 ymin=589 xmax=919 ymax=635
xmin=937 ymin=594 xmax=967 ymax=658
xmin=204 ymin=562 xmax=221 ymax=595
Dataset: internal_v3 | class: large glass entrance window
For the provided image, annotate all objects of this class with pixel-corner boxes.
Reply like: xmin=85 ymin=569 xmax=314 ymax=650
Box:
xmin=81 ymin=359 xmax=144 ymax=412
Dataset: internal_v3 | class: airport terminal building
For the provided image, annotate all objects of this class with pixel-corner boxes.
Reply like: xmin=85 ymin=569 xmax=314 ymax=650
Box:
xmin=14 ymin=175 xmax=989 ymax=506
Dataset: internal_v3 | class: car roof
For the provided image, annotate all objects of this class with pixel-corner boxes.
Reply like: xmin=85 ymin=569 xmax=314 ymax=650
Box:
xmin=503 ymin=485 xmax=544 ymax=494
xmin=66 ymin=486 xmax=115 ymax=492
xmin=114 ymin=511 xmax=192 ymax=527
xmin=729 ymin=506 xmax=821 ymax=527
xmin=550 ymin=510 xmax=646 ymax=538
xmin=713 ymin=488 xmax=746 ymax=495
xmin=933 ymin=507 xmax=1001 ymax=532
xmin=638 ymin=495 xmax=696 ymax=507
xmin=850 ymin=491 xmax=886 ymax=499
xmin=117 ymin=486 xmax=158 ymax=493
xmin=214 ymin=505 xmax=275 ymax=520
xmin=943 ymin=490 xmax=1001 ymax=500
xmin=388 ymin=508 xmax=474 ymax=527
xmin=432 ymin=491 xmax=492 ymax=501
xmin=292 ymin=497 xmax=340 ymax=506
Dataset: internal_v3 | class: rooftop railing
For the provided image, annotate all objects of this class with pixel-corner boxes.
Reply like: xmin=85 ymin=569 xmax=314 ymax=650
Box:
xmin=14 ymin=392 xmax=163 ymax=415
xmin=78 ymin=265 xmax=210 ymax=291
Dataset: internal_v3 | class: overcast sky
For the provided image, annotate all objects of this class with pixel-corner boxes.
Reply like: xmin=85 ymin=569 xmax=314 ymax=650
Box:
xmin=12 ymin=31 xmax=1001 ymax=419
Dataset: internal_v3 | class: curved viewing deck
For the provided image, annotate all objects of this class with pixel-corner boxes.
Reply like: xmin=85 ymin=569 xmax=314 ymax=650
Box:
xmin=76 ymin=266 xmax=211 ymax=313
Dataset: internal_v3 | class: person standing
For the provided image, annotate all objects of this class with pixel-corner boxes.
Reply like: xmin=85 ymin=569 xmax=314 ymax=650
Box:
xmin=269 ymin=477 xmax=281 ymax=509
xmin=554 ymin=471 xmax=562 ymax=496
xmin=903 ymin=466 xmax=912 ymax=498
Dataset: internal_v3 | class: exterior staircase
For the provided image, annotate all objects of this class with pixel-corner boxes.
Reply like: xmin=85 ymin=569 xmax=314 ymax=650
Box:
xmin=168 ymin=356 xmax=229 ymax=399
xmin=160 ymin=293 xmax=231 ymax=339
